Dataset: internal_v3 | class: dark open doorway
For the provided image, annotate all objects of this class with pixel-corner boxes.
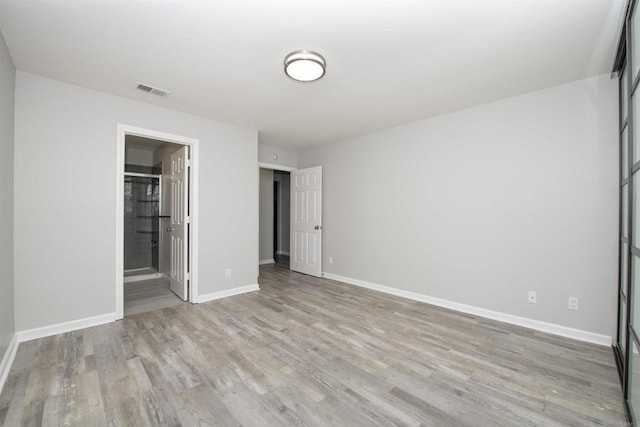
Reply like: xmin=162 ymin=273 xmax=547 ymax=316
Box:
xmin=273 ymin=170 xmax=290 ymax=267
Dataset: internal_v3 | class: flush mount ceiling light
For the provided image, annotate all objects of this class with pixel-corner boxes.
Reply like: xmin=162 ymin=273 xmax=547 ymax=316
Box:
xmin=284 ymin=50 xmax=326 ymax=82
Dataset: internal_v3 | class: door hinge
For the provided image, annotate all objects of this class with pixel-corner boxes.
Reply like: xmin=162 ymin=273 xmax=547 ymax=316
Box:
xmin=185 ymin=159 xmax=191 ymax=167
xmin=186 ymin=272 xmax=190 ymax=280
xmin=186 ymin=215 xmax=190 ymax=224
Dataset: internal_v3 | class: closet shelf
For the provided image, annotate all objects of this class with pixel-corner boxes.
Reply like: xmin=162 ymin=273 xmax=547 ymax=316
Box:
xmin=136 ymin=200 xmax=159 ymax=203
xmin=137 ymin=230 xmax=159 ymax=234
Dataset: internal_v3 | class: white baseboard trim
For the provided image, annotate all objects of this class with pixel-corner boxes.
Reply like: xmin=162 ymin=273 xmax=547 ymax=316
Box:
xmin=197 ymin=284 xmax=260 ymax=303
xmin=0 ymin=334 xmax=18 ymax=395
xmin=322 ymin=273 xmax=612 ymax=347
xmin=259 ymin=259 xmax=275 ymax=265
xmin=276 ymin=251 xmax=290 ymax=256
xmin=16 ymin=312 xmax=118 ymax=343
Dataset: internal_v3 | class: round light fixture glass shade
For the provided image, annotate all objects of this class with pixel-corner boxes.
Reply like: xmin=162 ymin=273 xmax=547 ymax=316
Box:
xmin=284 ymin=50 xmax=326 ymax=82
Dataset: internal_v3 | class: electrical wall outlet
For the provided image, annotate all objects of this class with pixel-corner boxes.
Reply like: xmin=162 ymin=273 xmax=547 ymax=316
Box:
xmin=328 ymin=256 xmax=333 ymax=265
xmin=568 ymin=297 xmax=579 ymax=311
xmin=225 ymin=268 xmax=232 ymax=278
xmin=528 ymin=291 xmax=537 ymax=304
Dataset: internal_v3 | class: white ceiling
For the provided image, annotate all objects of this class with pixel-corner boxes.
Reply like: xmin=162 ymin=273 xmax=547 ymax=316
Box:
xmin=0 ymin=0 xmax=626 ymax=150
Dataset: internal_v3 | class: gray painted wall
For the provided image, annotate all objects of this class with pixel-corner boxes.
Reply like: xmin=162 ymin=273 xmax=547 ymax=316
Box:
xmin=259 ymin=168 xmax=274 ymax=261
xmin=125 ymin=145 xmax=155 ymax=167
xmin=298 ymin=74 xmax=619 ymax=337
xmin=14 ymin=72 xmax=258 ymax=331
xmin=273 ymin=171 xmax=290 ymax=255
xmin=258 ymin=144 xmax=297 ymax=168
xmin=0 ymin=29 xmax=15 ymax=357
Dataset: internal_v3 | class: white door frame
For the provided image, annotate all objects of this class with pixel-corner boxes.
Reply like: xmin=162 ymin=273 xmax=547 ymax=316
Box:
xmin=258 ymin=162 xmax=297 ymax=172
xmin=116 ymin=124 xmax=199 ymax=319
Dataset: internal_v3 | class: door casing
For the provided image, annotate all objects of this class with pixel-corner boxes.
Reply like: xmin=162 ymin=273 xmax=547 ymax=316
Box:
xmin=116 ymin=124 xmax=199 ymax=319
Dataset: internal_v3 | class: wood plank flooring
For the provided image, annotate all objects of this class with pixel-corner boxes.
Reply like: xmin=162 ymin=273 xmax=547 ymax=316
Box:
xmin=0 ymin=263 xmax=627 ymax=426
xmin=124 ymin=277 xmax=184 ymax=317
xmin=124 ymin=267 xmax=158 ymax=278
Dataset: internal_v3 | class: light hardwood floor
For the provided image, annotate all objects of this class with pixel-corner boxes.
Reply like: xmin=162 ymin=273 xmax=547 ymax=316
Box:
xmin=124 ymin=277 xmax=184 ymax=317
xmin=0 ymin=263 xmax=627 ymax=426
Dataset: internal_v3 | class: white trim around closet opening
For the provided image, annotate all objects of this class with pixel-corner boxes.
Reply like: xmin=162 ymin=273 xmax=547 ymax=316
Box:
xmin=116 ymin=124 xmax=200 ymax=320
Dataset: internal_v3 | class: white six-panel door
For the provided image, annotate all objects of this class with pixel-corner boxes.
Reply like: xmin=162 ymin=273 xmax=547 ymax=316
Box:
xmin=290 ymin=166 xmax=322 ymax=277
xmin=168 ymin=146 xmax=189 ymax=300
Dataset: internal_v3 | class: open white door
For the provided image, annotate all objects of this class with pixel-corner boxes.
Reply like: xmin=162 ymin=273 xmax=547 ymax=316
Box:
xmin=290 ymin=166 xmax=322 ymax=277
xmin=168 ymin=146 xmax=189 ymax=300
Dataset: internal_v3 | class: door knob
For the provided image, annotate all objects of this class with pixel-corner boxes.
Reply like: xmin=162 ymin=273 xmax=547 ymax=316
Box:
xmin=314 ymin=225 xmax=322 ymax=230
xmin=166 ymin=227 xmax=173 ymax=232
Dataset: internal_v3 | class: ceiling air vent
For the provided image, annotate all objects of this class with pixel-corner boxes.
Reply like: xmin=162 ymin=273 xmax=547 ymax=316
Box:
xmin=136 ymin=82 xmax=170 ymax=97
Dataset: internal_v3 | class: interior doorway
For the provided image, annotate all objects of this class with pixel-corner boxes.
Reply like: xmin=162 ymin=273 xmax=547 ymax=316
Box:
xmin=258 ymin=166 xmax=292 ymax=269
xmin=258 ymin=163 xmax=322 ymax=276
xmin=273 ymin=170 xmax=291 ymax=267
xmin=116 ymin=125 xmax=199 ymax=319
